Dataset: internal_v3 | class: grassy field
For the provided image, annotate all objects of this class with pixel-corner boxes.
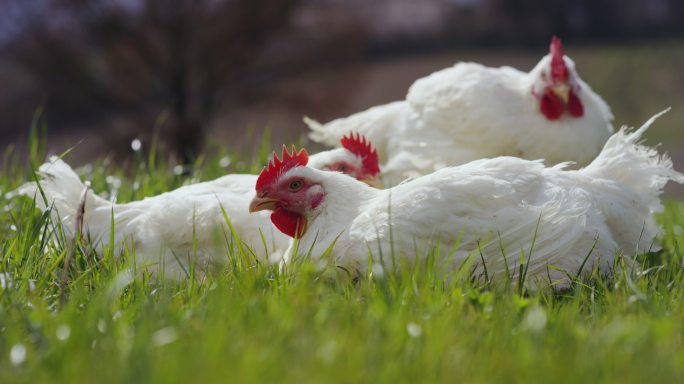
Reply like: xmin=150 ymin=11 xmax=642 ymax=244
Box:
xmin=1 ymin=126 xmax=684 ymax=384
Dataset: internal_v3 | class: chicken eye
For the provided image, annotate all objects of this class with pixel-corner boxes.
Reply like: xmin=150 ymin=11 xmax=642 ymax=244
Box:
xmin=288 ymin=180 xmax=303 ymax=191
xmin=338 ymin=165 xmax=347 ymax=172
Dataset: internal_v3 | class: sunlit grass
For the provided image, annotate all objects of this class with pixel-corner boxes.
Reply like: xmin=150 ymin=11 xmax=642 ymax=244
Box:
xmin=1 ymin=125 xmax=684 ymax=383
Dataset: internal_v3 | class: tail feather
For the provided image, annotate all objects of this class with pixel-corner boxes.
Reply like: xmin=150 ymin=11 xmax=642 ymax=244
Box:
xmin=14 ymin=156 xmax=112 ymax=237
xmin=304 ymin=101 xmax=407 ymax=161
xmin=304 ymin=116 xmax=339 ymax=147
xmin=582 ymin=108 xmax=684 ymax=199
xmin=580 ymin=109 xmax=683 ymax=255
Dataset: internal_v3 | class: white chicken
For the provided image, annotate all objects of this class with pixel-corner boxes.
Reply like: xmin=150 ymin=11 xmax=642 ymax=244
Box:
xmin=306 ymin=36 xmax=614 ymax=185
xmin=251 ymin=111 xmax=682 ymax=289
xmin=16 ymin=134 xmax=381 ymax=278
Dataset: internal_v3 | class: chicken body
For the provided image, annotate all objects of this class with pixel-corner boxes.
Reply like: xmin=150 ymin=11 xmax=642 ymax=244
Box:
xmin=307 ymin=37 xmax=614 ymax=185
xmin=254 ymin=111 xmax=681 ymax=288
xmin=17 ymin=143 xmax=381 ymax=279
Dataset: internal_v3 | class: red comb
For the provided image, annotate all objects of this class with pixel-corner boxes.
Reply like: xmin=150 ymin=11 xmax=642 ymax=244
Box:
xmin=549 ymin=35 xmax=568 ymax=83
xmin=340 ymin=133 xmax=380 ymax=176
xmin=256 ymin=145 xmax=309 ymax=190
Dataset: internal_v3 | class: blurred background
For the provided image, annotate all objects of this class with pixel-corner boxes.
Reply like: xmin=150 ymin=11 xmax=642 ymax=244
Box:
xmin=0 ymin=0 xmax=683 ymax=194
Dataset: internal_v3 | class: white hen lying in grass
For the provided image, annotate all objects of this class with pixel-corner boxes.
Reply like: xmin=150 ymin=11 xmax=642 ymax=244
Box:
xmin=306 ymin=36 xmax=614 ymax=185
xmin=252 ymin=110 xmax=681 ymax=289
xmin=17 ymin=134 xmax=381 ymax=278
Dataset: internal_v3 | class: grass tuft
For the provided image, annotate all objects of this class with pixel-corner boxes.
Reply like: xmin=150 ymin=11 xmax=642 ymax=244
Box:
xmin=1 ymin=131 xmax=684 ymax=383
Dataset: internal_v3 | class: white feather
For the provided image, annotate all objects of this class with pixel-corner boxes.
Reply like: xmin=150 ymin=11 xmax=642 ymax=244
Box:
xmin=287 ymin=112 xmax=680 ymax=289
xmin=17 ymin=157 xmax=283 ymax=278
xmin=305 ymin=101 xmax=407 ymax=162
xmin=306 ymin=53 xmax=614 ymax=186
xmin=15 ymin=148 xmax=368 ymax=278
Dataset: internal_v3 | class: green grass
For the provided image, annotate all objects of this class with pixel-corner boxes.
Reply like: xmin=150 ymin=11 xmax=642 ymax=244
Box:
xmin=1 ymin=127 xmax=684 ymax=384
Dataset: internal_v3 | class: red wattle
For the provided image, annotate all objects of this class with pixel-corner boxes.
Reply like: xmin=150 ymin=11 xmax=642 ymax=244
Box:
xmin=567 ymin=90 xmax=584 ymax=117
xmin=540 ymin=90 xmax=563 ymax=120
xmin=271 ymin=209 xmax=307 ymax=238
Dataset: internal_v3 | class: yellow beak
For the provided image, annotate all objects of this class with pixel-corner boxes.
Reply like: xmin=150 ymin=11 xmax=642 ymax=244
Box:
xmin=248 ymin=196 xmax=278 ymax=213
xmin=553 ymin=83 xmax=570 ymax=103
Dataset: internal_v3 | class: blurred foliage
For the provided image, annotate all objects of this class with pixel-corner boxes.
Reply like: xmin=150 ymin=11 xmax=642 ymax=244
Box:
xmin=0 ymin=0 xmax=682 ymax=162
xmin=0 ymin=0 xmax=364 ymax=161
